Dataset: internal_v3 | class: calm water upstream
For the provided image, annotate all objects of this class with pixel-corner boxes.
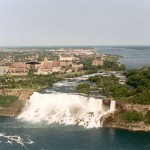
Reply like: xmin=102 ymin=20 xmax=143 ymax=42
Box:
xmin=98 ymin=46 xmax=150 ymax=69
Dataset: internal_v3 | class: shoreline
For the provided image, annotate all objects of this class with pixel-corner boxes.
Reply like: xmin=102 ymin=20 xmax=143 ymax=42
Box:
xmin=104 ymin=120 xmax=150 ymax=132
xmin=105 ymin=123 xmax=150 ymax=132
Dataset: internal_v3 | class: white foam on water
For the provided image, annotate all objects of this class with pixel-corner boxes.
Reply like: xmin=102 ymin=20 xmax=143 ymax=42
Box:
xmin=18 ymin=92 xmax=115 ymax=128
xmin=0 ymin=133 xmax=34 ymax=149
xmin=54 ymin=80 xmax=77 ymax=87
xmin=44 ymin=89 xmax=60 ymax=93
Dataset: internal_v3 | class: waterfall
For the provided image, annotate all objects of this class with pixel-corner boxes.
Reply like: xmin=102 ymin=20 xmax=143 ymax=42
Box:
xmin=18 ymin=92 xmax=115 ymax=128
xmin=109 ymin=100 xmax=116 ymax=112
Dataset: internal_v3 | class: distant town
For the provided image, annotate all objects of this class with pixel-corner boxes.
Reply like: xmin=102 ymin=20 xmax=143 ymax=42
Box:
xmin=0 ymin=47 xmax=117 ymax=76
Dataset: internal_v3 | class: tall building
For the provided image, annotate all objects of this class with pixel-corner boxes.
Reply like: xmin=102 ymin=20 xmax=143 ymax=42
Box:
xmin=43 ymin=57 xmax=50 ymax=69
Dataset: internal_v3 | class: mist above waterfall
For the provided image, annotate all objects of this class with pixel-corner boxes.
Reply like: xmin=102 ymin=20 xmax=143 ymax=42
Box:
xmin=18 ymin=92 xmax=115 ymax=128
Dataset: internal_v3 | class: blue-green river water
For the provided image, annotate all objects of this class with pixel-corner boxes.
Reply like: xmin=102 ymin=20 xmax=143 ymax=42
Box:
xmin=0 ymin=116 xmax=150 ymax=150
xmin=98 ymin=46 xmax=150 ymax=69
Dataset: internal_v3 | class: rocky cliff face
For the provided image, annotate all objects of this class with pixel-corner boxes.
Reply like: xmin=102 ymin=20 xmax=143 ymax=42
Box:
xmin=0 ymin=89 xmax=34 ymax=116
xmin=103 ymin=98 xmax=150 ymax=114
xmin=102 ymin=99 xmax=150 ymax=131
xmin=124 ymin=104 xmax=150 ymax=115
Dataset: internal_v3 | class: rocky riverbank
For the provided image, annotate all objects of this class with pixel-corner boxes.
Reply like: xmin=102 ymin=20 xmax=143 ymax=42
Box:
xmin=102 ymin=99 xmax=150 ymax=132
xmin=0 ymin=89 xmax=34 ymax=116
xmin=104 ymin=121 xmax=150 ymax=132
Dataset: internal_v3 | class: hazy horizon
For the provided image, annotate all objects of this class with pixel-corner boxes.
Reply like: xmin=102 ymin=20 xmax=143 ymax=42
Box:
xmin=1 ymin=45 xmax=150 ymax=49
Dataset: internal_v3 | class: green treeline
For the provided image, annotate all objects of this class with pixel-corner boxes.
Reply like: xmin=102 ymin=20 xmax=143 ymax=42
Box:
xmin=115 ymin=110 xmax=150 ymax=125
xmin=123 ymin=110 xmax=144 ymax=123
xmin=76 ymin=74 xmax=127 ymax=96
xmin=76 ymin=56 xmax=125 ymax=72
xmin=76 ymin=83 xmax=90 ymax=94
xmin=0 ymin=74 xmax=63 ymax=90
xmin=88 ymin=68 xmax=150 ymax=105
xmin=0 ymin=74 xmax=63 ymax=107
xmin=124 ymin=68 xmax=150 ymax=104
xmin=88 ymin=74 xmax=128 ymax=98
xmin=103 ymin=61 xmax=125 ymax=71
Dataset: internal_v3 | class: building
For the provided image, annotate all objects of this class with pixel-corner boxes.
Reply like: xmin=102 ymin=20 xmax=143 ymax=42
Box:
xmin=37 ymin=58 xmax=51 ymax=74
xmin=52 ymin=62 xmax=60 ymax=72
xmin=59 ymin=55 xmax=74 ymax=61
xmin=4 ymin=67 xmax=28 ymax=74
xmin=15 ymin=68 xmax=28 ymax=73
xmin=60 ymin=61 xmax=73 ymax=69
xmin=35 ymin=64 xmax=41 ymax=71
xmin=11 ymin=63 xmax=30 ymax=69
xmin=26 ymin=61 xmax=41 ymax=73
xmin=92 ymin=59 xmax=103 ymax=66
xmin=5 ymin=68 xmax=16 ymax=74
xmin=43 ymin=57 xmax=50 ymax=69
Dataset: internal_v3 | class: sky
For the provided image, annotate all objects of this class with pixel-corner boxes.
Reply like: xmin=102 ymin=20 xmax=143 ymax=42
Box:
xmin=0 ymin=0 xmax=150 ymax=46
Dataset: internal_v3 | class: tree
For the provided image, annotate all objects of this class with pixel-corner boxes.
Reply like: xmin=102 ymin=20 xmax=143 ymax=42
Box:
xmin=76 ymin=83 xmax=90 ymax=94
xmin=124 ymin=110 xmax=143 ymax=123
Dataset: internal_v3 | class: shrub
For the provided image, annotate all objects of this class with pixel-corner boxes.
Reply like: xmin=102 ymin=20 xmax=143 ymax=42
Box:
xmin=76 ymin=83 xmax=90 ymax=94
xmin=124 ymin=110 xmax=143 ymax=123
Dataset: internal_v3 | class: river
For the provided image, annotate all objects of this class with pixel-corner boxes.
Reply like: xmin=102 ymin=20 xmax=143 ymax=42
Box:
xmin=1 ymin=46 xmax=150 ymax=149
xmin=98 ymin=46 xmax=150 ymax=69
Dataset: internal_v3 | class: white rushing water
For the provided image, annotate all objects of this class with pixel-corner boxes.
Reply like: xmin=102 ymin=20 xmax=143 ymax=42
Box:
xmin=110 ymin=100 xmax=116 ymax=112
xmin=18 ymin=92 xmax=116 ymax=128
xmin=0 ymin=133 xmax=34 ymax=149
